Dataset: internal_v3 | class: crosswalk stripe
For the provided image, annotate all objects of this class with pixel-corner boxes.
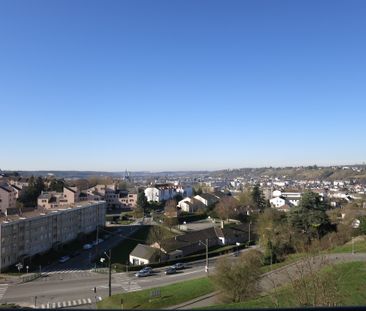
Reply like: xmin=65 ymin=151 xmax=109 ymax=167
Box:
xmin=77 ymin=299 xmax=82 ymax=305
xmin=82 ymin=298 xmax=87 ymax=304
xmin=87 ymin=298 xmax=92 ymax=304
xmin=57 ymin=302 xmax=62 ymax=308
xmin=0 ymin=284 xmax=9 ymax=300
xmin=72 ymin=300 xmax=77 ymax=306
xmin=67 ymin=301 xmax=72 ymax=307
xmin=52 ymin=302 xmax=56 ymax=308
xmin=62 ymin=301 xmax=67 ymax=307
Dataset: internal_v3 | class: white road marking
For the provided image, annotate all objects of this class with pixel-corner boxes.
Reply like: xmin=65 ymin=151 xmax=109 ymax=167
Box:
xmin=0 ymin=284 xmax=9 ymax=301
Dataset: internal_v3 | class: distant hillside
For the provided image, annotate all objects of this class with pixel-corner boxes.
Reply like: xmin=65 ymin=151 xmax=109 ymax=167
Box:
xmin=212 ymin=165 xmax=366 ymax=182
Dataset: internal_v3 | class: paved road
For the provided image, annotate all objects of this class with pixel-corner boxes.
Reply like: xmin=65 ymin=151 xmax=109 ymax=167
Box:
xmin=0 ymin=245 xmax=253 ymax=308
xmin=40 ymin=225 xmax=139 ymax=274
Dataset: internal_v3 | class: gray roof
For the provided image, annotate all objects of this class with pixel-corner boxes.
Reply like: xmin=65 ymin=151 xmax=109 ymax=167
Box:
xmin=0 ymin=184 xmax=13 ymax=193
xmin=130 ymin=244 xmax=160 ymax=260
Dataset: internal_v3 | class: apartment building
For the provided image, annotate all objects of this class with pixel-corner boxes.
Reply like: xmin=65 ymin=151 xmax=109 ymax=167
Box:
xmin=0 ymin=184 xmax=17 ymax=215
xmin=119 ymin=193 xmax=137 ymax=208
xmin=0 ymin=200 xmax=106 ymax=271
xmin=37 ymin=186 xmax=87 ymax=209
xmin=144 ymin=184 xmax=193 ymax=202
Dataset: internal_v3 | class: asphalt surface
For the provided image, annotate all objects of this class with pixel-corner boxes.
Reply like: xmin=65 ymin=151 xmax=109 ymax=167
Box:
xmin=0 ymin=243 xmax=253 ymax=308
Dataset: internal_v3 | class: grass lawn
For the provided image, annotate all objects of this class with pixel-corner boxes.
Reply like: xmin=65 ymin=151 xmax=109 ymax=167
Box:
xmin=329 ymin=237 xmax=366 ymax=254
xmin=97 ymin=277 xmax=214 ymax=309
xmin=203 ymin=261 xmax=366 ymax=309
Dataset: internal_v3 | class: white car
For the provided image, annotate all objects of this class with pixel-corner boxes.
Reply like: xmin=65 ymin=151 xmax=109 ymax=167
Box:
xmin=135 ymin=267 xmax=153 ymax=277
xmin=83 ymin=243 xmax=93 ymax=250
xmin=58 ymin=256 xmax=70 ymax=263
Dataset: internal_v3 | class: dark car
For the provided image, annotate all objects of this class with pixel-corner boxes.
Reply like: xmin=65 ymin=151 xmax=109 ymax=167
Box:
xmin=165 ymin=266 xmax=177 ymax=275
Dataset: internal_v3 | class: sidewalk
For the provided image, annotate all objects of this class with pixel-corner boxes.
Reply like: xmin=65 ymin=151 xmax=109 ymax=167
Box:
xmin=165 ymin=291 xmax=220 ymax=310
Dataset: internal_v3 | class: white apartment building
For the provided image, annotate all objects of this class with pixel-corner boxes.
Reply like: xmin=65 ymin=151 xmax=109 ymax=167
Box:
xmin=0 ymin=200 xmax=106 ymax=271
xmin=144 ymin=184 xmax=193 ymax=202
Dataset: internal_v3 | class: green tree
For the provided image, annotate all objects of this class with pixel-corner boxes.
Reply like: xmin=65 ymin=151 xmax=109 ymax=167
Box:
xmin=251 ymin=184 xmax=267 ymax=211
xmin=290 ymin=191 xmax=332 ymax=241
xmin=18 ymin=176 xmax=45 ymax=207
xmin=256 ymin=208 xmax=296 ymax=263
xmin=136 ymin=191 xmax=148 ymax=210
xmin=48 ymin=179 xmax=64 ymax=192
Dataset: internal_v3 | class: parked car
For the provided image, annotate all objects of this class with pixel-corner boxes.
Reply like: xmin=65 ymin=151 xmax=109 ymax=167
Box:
xmin=58 ymin=255 xmax=70 ymax=263
xmin=165 ymin=266 xmax=177 ymax=275
xmin=173 ymin=262 xmax=185 ymax=270
xmin=71 ymin=251 xmax=81 ymax=257
xmin=83 ymin=243 xmax=93 ymax=250
xmin=92 ymin=238 xmax=104 ymax=246
xmin=135 ymin=267 xmax=152 ymax=277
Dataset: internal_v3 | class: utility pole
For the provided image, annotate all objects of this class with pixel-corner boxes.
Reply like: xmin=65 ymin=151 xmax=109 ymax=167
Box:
xmin=96 ymin=226 xmax=99 ymax=260
xmin=100 ymin=249 xmax=112 ymax=297
xmin=206 ymin=238 xmax=208 ymax=274
xmin=108 ymin=249 xmax=112 ymax=297
xmin=248 ymin=221 xmax=252 ymax=244
xmin=199 ymin=239 xmax=209 ymax=275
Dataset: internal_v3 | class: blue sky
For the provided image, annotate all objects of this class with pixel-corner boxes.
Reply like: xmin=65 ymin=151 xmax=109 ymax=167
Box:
xmin=1 ymin=0 xmax=365 ymax=171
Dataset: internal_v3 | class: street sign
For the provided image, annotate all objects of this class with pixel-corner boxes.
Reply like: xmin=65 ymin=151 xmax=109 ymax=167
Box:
xmin=15 ymin=263 xmax=23 ymax=272
xmin=150 ymin=289 xmax=161 ymax=298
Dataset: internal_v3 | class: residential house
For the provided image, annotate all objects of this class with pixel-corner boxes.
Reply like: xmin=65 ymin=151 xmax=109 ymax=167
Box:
xmin=214 ymin=224 xmax=252 ymax=245
xmin=0 ymin=184 xmax=17 ymax=215
xmin=177 ymin=197 xmax=206 ymax=213
xmin=194 ymin=193 xmax=219 ymax=207
xmin=129 ymin=244 xmax=166 ymax=265
xmin=119 ymin=193 xmax=137 ymax=208
xmin=37 ymin=186 xmax=83 ymax=209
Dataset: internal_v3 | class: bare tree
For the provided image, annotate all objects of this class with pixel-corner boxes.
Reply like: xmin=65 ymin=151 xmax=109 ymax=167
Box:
xmin=164 ymin=200 xmax=178 ymax=231
xmin=214 ymin=196 xmax=239 ymax=221
xmin=286 ymin=254 xmax=341 ymax=307
xmin=212 ymin=249 xmax=263 ymax=302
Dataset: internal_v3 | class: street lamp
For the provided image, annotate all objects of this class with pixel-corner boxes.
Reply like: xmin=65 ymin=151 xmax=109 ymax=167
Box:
xmin=100 ymin=249 xmax=112 ymax=297
xmin=199 ymin=239 xmax=209 ymax=275
xmin=236 ymin=242 xmax=240 ymax=256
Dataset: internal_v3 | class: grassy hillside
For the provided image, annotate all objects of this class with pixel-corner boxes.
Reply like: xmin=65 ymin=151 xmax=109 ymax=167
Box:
xmin=205 ymin=261 xmax=366 ymax=309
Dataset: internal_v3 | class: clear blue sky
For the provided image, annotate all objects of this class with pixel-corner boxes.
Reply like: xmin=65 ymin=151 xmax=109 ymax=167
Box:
xmin=1 ymin=0 xmax=365 ymax=171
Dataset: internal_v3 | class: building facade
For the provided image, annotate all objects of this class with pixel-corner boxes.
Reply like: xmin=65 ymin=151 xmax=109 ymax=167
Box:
xmin=0 ymin=201 xmax=106 ymax=271
xmin=144 ymin=184 xmax=193 ymax=202
xmin=0 ymin=184 xmax=17 ymax=214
